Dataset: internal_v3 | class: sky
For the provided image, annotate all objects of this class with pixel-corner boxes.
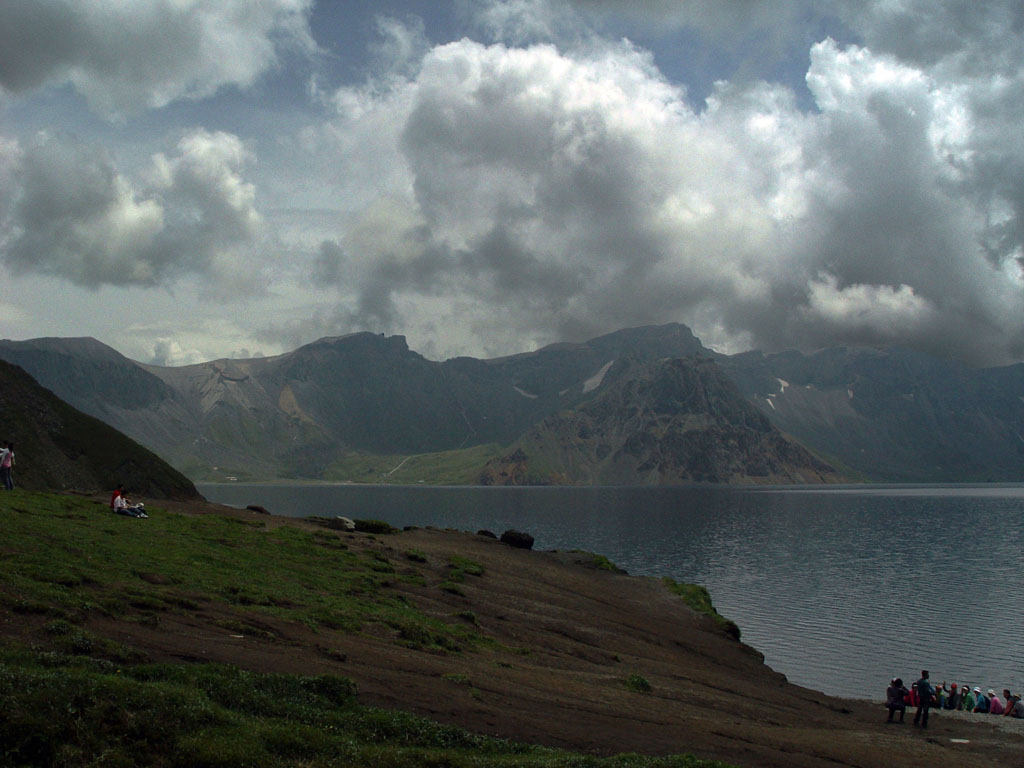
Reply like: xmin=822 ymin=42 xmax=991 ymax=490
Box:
xmin=1 ymin=1 xmax=1023 ymax=367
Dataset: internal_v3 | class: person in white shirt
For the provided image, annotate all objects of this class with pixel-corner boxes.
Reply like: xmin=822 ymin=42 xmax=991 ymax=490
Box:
xmin=111 ymin=486 xmax=147 ymax=518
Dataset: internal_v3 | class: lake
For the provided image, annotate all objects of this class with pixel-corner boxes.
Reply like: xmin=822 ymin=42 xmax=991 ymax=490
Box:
xmin=197 ymin=482 xmax=1024 ymax=700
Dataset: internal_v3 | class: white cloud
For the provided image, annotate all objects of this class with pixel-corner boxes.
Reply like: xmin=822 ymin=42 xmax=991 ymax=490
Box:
xmin=0 ymin=0 xmax=315 ymax=117
xmin=0 ymin=129 xmax=265 ymax=291
xmin=149 ymin=337 xmax=205 ymax=367
xmin=4 ymin=0 xmax=1023 ymax=367
xmin=802 ymin=275 xmax=937 ymax=339
xmin=277 ymin=11 xmax=1024 ymax=364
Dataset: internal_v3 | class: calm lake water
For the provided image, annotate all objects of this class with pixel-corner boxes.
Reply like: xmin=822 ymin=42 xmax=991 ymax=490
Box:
xmin=197 ymin=482 xmax=1024 ymax=700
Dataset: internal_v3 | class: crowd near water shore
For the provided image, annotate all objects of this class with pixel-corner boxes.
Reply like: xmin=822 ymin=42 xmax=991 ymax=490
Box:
xmin=887 ymin=671 xmax=1024 ymax=729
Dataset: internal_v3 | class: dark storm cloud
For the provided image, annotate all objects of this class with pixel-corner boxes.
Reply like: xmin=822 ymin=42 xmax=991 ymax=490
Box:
xmin=0 ymin=0 xmax=314 ymax=117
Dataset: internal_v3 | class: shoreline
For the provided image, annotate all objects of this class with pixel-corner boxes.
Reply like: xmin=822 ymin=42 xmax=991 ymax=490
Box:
xmin=14 ymin=493 xmax=1022 ymax=765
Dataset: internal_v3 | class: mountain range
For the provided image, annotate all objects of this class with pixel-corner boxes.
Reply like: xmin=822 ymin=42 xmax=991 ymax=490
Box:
xmin=3 ymin=323 xmax=1023 ymax=484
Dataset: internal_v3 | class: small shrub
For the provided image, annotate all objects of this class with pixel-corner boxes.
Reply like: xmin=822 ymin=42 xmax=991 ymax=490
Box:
xmin=455 ymin=611 xmax=478 ymax=625
xmin=43 ymin=619 xmax=74 ymax=635
xmin=439 ymin=582 xmax=465 ymax=596
xmin=69 ymin=632 xmax=93 ymax=655
xmin=404 ymin=549 xmax=427 ymax=563
xmin=442 ymin=673 xmax=471 ymax=686
xmin=448 ymin=555 xmax=483 ymax=578
xmin=323 ymin=648 xmax=348 ymax=662
xmin=353 ymin=519 xmax=395 ymax=534
xmin=571 ymin=550 xmax=626 ymax=573
xmin=624 ymin=674 xmax=652 ymax=693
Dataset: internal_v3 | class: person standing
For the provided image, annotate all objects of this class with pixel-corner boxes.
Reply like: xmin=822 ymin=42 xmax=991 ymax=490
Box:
xmin=0 ymin=442 xmax=13 ymax=490
xmin=913 ymin=670 xmax=934 ymax=728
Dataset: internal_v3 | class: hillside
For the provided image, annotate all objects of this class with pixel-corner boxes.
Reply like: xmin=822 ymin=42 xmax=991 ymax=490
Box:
xmin=1 ymin=491 xmax=1020 ymax=767
xmin=481 ymin=357 xmax=839 ymax=485
xmin=720 ymin=347 xmax=1024 ymax=481
xmin=0 ymin=360 xmax=199 ymax=499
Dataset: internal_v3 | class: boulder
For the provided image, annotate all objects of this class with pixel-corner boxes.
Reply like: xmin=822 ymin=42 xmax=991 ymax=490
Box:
xmin=500 ymin=529 xmax=534 ymax=549
xmin=246 ymin=505 xmax=270 ymax=515
xmin=477 ymin=529 xmax=498 ymax=539
xmin=327 ymin=516 xmax=356 ymax=532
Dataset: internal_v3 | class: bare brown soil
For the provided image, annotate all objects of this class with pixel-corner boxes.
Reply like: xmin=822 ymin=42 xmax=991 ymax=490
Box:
xmin=76 ymin=500 xmax=1024 ymax=766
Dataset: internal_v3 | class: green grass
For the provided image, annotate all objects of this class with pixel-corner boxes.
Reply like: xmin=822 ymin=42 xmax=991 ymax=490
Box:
xmin=323 ymin=444 xmax=503 ymax=485
xmin=570 ymin=551 xmax=624 ymax=573
xmin=623 ymin=674 xmax=652 ymax=694
xmin=661 ymin=578 xmax=740 ymax=640
xmin=0 ymin=650 xmax=735 ymax=767
xmin=0 ymin=490 xmax=478 ymax=653
xmin=447 ymin=555 xmax=484 ymax=582
xmin=0 ymin=491 xmax=737 ymax=768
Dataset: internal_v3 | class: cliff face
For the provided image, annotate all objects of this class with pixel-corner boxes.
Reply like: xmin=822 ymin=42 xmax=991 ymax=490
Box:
xmin=0 ymin=360 xmax=200 ymax=499
xmin=485 ymin=357 xmax=839 ymax=485
xmin=720 ymin=346 xmax=1024 ymax=481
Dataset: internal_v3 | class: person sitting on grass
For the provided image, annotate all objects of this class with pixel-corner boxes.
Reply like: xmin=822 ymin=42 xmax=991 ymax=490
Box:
xmin=111 ymin=485 xmax=147 ymax=518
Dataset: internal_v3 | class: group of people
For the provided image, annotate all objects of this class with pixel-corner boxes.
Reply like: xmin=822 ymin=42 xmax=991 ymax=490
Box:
xmin=0 ymin=442 xmax=14 ymax=490
xmin=110 ymin=485 xmax=147 ymax=518
xmin=886 ymin=670 xmax=1024 ymax=727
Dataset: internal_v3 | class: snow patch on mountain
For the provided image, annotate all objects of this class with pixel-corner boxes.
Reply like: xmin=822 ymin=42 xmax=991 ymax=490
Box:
xmin=582 ymin=360 xmax=614 ymax=393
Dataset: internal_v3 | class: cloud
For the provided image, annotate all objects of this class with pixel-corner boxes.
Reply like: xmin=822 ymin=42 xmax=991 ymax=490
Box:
xmin=833 ymin=0 xmax=1023 ymax=74
xmin=313 ymin=240 xmax=346 ymax=286
xmin=0 ymin=129 xmax=264 ymax=290
xmin=149 ymin=338 xmax=204 ymax=367
xmin=290 ymin=8 xmax=1024 ymax=365
xmin=801 ymin=276 xmax=937 ymax=342
xmin=0 ymin=0 xmax=315 ymax=117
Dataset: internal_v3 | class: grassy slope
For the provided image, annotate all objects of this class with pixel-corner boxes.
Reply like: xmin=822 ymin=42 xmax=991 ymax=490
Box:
xmin=320 ymin=444 xmax=503 ymax=485
xmin=0 ymin=490 xmax=731 ymax=768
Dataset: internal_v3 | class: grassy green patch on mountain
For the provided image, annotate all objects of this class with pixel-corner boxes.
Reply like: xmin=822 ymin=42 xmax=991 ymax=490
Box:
xmin=0 ymin=491 xmax=478 ymax=651
xmin=322 ymin=444 xmax=503 ymax=485
xmin=0 ymin=490 xmax=736 ymax=768
xmin=662 ymin=578 xmax=740 ymax=641
xmin=0 ymin=653 xmax=733 ymax=768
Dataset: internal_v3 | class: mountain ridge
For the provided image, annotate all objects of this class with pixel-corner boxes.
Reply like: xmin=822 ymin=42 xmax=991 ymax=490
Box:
xmin=4 ymin=324 xmax=1023 ymax=483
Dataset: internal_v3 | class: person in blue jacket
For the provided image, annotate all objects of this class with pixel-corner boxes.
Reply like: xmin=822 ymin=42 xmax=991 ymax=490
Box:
xmin=913 ymin=670 xmax=935 ymax=728
xmin=973 ymin=686 xmax=990 ymax=713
